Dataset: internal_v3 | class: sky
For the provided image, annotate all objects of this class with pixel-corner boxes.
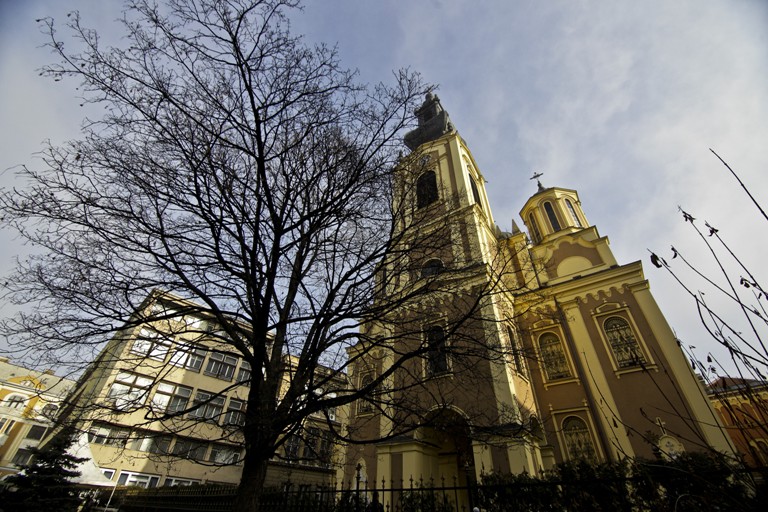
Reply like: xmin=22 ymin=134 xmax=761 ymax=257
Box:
xmin=1 ymin=0 xmax=767 ymax=376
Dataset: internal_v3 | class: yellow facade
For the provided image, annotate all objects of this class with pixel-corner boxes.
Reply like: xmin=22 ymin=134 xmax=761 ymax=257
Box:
xmin=59 ymin=292 xmax=347 ymax=489
xmin=344 ymin=94 xmax=735 ymax=510
xmin=0 ymin=357 xmax=75 ymax=476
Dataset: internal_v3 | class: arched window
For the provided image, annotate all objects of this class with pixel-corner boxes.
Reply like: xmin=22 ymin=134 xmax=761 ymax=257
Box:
xmin=4 ymin=395 xmax=27 ymax=410
xmin=538 ymin=333 xmax=571 ymax=380
xmin=416 ymin=171 xmax=438 ymax=208
xmin=543 ymin=202 xmax=561 ymax=231
xmin=358 ymin=374 xmax=374 ymax=414
xmin=425 ymin=326 xmax=449 ymax=376
xmin=528 ymin=213 xmax=542 ymax=243
xmin=564 ymin=199 xmax=582 ymax=227
xmin=421 ymin=258 xmax=444 ymax=278
xmin=562 ymin=416 xmax=597 ymax=461
xmin=602 ymin=316 xmax=646 ymax=369
xmin=41 ymin=403 xmax=59 ymax=419
xmin=469 ymin=174 xmax=482 ymax=206
xmin=750 ymin=439 xmax=768 ymax=465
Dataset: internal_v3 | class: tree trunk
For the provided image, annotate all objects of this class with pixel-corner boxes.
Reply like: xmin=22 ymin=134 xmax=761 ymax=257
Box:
xmin=233 ymin=452 xmax=270 ymax=512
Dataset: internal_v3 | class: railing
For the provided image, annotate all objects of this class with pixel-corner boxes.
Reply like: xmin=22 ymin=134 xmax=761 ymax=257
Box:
xmin=96 ymin=466 xmax=768 ymax=512
xmin=102 ymin=477 xmax=476 ymax=512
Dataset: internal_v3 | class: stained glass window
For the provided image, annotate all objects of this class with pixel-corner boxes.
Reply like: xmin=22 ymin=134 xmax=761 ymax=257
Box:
xmin=603 ymin=317 xmax=646 ymax=369
xmin=562 ymin=416 xmax=597 ymax=461
xmin=538 ymin=333 xmax=571 ymax=380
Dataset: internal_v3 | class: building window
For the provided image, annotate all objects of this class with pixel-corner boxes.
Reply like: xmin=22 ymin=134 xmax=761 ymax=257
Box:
xmin=3 ymin=395 xmax=27 ymax=409
xmin=602 ymin=316 xmax=646 ymax=369
xmin=224 ymin=399 xmax=246 ymax=426
xmin=132 ymin=328 xmax=171 ymax=361
xmin=421 ymin=258 xmax=444 ymax=278
xmin=528 ymin=213 xmax=542 ymax=243
xmin=0 ymin=418 xmax=16 ymax=434
xmin=25 ymin=425 xmax=47 ymax=441
xmin=150 ymin=383 xmax=192 ymax=415
xmin=538 ymin=332 xmax=572 ymax=380
xmin=750 ymin=439 xmax=768 ymax=465
xmin=564 ymin=199 xmax=582 ymax=227
xmin=416 ymin=171 xmax=439 ymax=208
xmin=132 ymin=433 xmax=172 ymax=455
xmin=171 ymin=438 xmax=207 ymax=461
xmin=507 ymin=326 xmax=527 ymax=376
xmin=284 ymin=434 xmax=301 ymax=460
xmin=358 ymin=374 xmax=374 ymax=414
xmin=165 ymin=477 xmax=200 ymax=487
xmin=425 ymin=325 xmax=449 ymax=376
xmin=562 ymin=416 xmax=597 ymax=461
xmin=107 ymin=372 xmax=153 ymax=410
xmin=189 ymin=390 xmax=225 ymax=423
xmin=205 ymin=352 xmax=238 ymax=381
xmin=210 ymin=444 xmax=240 ymax=465
xmin=41 ymin=404 xmax=59 ymax=419
xmin=302 ymin=427 xmax=320 ymax=460
xmin=237 ymin=361 xmax=252 ymax=386
xmin=117 ymin=471 xmax=160 ymax=488
xmin=543 ymin=202 xmax=561 ymax=232
xmin=169 ymin=344 xmax=206 ymax=371
xmin=12 ymin=448 xmax=34 ymax=467
xmin=88 ymin=423 xmax=130 ymax=447
xmin=469 ymin=174 xmax=482 ymax=205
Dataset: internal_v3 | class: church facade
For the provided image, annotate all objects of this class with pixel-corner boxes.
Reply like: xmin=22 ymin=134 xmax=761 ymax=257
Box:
xmin=343 ymin=94 xmax=734 ymax=496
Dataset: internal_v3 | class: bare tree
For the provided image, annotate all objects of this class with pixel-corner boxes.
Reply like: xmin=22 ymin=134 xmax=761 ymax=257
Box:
xmin=649 ymin=149 xmax=768 ymax=468
xmin=0 ymin=1 xmax=533 ymax=509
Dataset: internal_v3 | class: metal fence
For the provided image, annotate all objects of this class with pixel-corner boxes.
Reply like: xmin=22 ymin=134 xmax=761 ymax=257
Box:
xmin=99 ymin=477 xmax=476 ymax=512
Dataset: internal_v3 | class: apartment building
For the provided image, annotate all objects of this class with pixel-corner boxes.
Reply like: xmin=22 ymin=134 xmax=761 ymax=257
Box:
xmin=62 ymin=292 xmax=346 ymax=489
xmin=0 ymin=357 xmax=75 ymax=476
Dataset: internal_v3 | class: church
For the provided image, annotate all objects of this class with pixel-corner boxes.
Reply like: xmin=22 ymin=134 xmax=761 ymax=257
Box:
xmin=343 ymin=93 xmax=734 ymax=492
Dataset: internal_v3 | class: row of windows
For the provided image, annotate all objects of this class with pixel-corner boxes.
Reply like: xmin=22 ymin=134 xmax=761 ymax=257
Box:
xmin=0 ymin=395 xmax=59 ymax=418
xmin=107 ymin=373 xmax=245 ymax=426
xmin=528 ymin=198 xmax=583 ymax=243
xmin=282 ymin=427 xmax=335 ymax=468
xmin=371 ymin=314 xmax=644 ymax=391
xmin=88 ymin=422 xmax=241 ymax=465
xmin=131 ymin=329 xmax=252 ymax=384
xmin=538 ymin=316 xmax=646 ymax=381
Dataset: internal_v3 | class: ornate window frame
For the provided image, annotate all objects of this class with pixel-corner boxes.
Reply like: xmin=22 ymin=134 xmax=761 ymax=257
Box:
xmin=564 ymin=198 xmax=583 ymax=228
xmin=534 ymin=329 xmax=575 ymax=385
xmin=592 ymin=303 xmax=655 ymax=375
xmin=357 ymin=373 xmax=375 ymax=415
xmin=558 ymin=413 xmax=599 ymax=462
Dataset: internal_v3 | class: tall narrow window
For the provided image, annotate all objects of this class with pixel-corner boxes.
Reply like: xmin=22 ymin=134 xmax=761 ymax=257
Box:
xmin=528 ymin=213 xmax=542 ymax=243
xmin=425 ymin=326 xmax=449 ymax=376
xmin=562 ymin=416 xmax=597 ymax=461
xmin=538 ymin=333 xmax=571 ymax=380
xmin=469 ymin=174 xmax=482 ymax=205
xmin=543 ymin=202 xmax=561 ymax=231
xmin=358 ymin=374 xmax=374 ymax=414
xmin=416 ymin=171 xmax=439 ymax=208
xmin=564 ymin=199 xmax=582 ymax=227
xmin=507 ymin=327 xmax=527 ymax=376
xmin=602 ymin=316 xmax=646 ymax=369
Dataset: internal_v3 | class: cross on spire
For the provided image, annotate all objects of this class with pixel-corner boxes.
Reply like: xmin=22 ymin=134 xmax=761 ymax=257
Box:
xmin=530 ymin=171 xmax=544 ymax=192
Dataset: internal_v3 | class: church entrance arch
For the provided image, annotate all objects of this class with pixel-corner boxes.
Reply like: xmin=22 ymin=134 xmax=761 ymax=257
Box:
xmin=420 ymin=408 xmax=475 ymax=487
